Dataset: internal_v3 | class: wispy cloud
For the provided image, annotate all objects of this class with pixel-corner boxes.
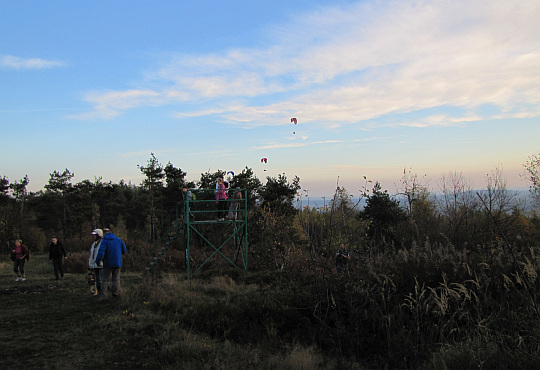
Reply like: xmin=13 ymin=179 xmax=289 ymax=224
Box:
xmin=352 ymin=136 xmax=386 ymax=142
xmin=75 ymin=0 xmax=540 ymax=127
xmin=0 ymin=107 xmax=80 ymax=113
xmin=69 ymin=89 xmax=166 ymax=119
xmin=1 ymin=55 xmax=66 ymax=70
xmin=256 ymin=140 xmax=342 ymax=150
xmin=395 ymin=114 xmax=484 ymax=128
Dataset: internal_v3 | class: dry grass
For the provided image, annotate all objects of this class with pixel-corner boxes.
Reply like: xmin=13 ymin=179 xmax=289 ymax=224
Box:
xmin=3 ymin=235 xmax=540 ymax=369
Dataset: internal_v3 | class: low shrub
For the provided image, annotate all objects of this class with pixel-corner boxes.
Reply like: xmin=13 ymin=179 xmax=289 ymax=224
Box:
xmin=63 ymin=251 xmax=89 ymax=273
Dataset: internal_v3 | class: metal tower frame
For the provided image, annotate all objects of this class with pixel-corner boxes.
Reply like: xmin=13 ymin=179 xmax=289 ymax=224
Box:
xmin=183 ymin=188 xmax=248 ymax=278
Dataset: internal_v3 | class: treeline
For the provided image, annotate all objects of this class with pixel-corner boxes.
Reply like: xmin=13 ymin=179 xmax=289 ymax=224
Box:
xmin=0 ymin=153 xmax=301 ymax=258
xmin=2 ymin=153 xmax=539 ymax=272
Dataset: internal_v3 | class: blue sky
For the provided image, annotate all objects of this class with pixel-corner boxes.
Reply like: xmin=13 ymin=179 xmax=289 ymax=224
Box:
xmin=1 ymin=0 xmax=539 ymax=196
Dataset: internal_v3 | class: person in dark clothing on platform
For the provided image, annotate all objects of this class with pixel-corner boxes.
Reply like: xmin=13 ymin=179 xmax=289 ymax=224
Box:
xmin=49 ymin=236 xmax=67 ymax=280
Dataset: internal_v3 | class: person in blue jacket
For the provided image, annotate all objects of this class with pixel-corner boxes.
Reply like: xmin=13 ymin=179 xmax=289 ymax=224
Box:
xmin=95 ymin=227 xmax=127 ymax=297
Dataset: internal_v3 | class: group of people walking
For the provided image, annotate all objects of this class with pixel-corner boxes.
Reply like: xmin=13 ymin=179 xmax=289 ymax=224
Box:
xmin=10 ymin=193 xmax=348 ymax=286
xmin=88 ymin=228 xmax=127 ymax=297
xmin=10 ymin=228 xmax=127 ymax=298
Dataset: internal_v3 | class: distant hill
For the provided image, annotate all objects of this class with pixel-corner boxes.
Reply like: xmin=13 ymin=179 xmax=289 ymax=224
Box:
xmin=297 ymin=190 xmax=538 ymax=212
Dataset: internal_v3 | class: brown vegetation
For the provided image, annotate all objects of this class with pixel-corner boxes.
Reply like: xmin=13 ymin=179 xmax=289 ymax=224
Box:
xmin=2 ymin=159 xmax=540 ymax=368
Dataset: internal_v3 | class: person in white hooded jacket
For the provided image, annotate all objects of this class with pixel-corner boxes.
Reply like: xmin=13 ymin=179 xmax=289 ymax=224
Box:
xmin=89 ymin=229 xmax=104 ymax=296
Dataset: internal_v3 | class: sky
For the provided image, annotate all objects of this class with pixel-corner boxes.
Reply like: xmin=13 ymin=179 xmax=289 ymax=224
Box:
xmin=1 ymin=0 xmax=539 ymax=197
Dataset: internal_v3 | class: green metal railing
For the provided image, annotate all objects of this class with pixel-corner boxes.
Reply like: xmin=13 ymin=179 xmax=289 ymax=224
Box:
xmin=184 ymin=188 xmax=248 ymax=278
xmin=146 ymin=188 xmax=248 ymax=278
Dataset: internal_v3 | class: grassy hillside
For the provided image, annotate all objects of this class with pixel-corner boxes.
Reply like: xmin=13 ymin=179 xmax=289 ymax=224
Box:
xmin=0 ymin=253 xmax=347 ymax=370
xmin=1 ymin=254 xmax=144 ymax=369
xmin=3 ymin=241 xmax=540 ymax=369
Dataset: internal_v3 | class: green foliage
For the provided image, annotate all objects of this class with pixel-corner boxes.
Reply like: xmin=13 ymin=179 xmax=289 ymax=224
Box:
xmin=8 ymin=174 xmax=29 ymax=201
xmin=198 ymin=169 xmax=225 ymax=190
xmin=525 ymin=153 xmax=540 ymax=205
xmin=162 ymin=162 xmax=188 ymax=225
xmin=296 ymin=186 xmax=366 ymax=272
xmin=138 ymin=153 xmax=165 ymax=191
xmin=44 ymin=168 xmax=74 ymax=194
xmin=0 ymin=176 xmax=9 ymax=197
xmin=358 ymin=182 xmax=406 ymax=246
xmin=259 ymin=174 xmax=300 ymax=216
xmin=164 ymin=161 xmax=187 ymax=189
xmin=228 ymin=167 xmax=262 ymax=208
xmin=138 ymin=153 xmax=166 ymax=240
xmin=251 ymin=206 xmax=306 ymax=271
xmin=40 ymin=168 xmax=75 ymax=236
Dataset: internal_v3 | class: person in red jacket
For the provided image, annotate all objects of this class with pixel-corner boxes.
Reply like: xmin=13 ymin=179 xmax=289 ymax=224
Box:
xmin=12 ymin=239 xmax=29 ymax=281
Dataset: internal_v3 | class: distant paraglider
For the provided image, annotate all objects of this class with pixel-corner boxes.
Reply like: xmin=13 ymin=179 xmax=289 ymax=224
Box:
xmin=261 ymin=157 xmax=268 ymax=171
xmin=227 ymin=171 xmax=234 ymax=177
xmin=291 ymin=117 xmax=297 ymax=134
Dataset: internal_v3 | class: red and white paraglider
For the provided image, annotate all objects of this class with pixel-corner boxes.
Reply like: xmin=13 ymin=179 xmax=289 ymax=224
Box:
xmin=291 ymin=117 xmax=297 ymax=134
xmin=261 ymin=157 xmax=268 ymax=171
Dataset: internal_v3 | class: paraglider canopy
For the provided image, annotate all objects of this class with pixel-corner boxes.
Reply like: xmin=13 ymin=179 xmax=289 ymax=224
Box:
xmin=291 ymin=118 xmax=298 ymax=134
xmin=261 ymin=158 xmax=267 ymax=163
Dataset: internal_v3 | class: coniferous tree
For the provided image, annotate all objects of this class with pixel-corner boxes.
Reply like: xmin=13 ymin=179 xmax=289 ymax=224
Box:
xmin=358 ymin=182 xmax=406 ymax=248
xmin=9 ymin=175 xmax=29 ymax=218
xmin=0 ymin=176 xmax=11 ymax=249
xmin=228 ymin=167 xmax=262 ymax=209
xmin=163 ymin=161 xmax=187 ymax=216
xmin=44 ymin=169 xmax=74 ymax=234
xmin=259 ymin=174 xmax=300 ymax=216
xmin=138 ymin=153 xmax=165 ymax=239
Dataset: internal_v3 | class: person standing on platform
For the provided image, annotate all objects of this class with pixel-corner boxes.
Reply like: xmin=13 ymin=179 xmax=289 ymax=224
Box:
xmin=216 ymin=177 xmax=228 ymax=221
